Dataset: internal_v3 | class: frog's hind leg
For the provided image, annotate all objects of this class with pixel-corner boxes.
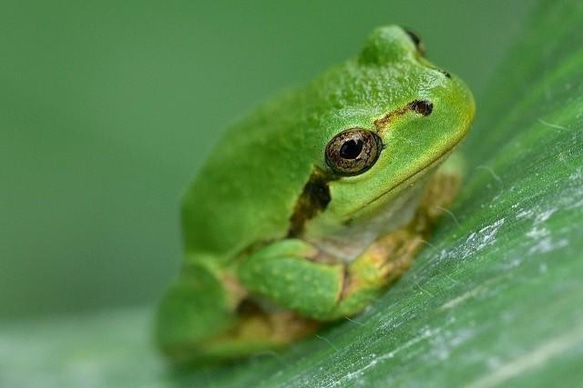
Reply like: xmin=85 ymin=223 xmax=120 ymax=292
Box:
xmin=156 ymin=262 xmax=318 ymax=364
xmin=156 ymin=262 xmax=237 ymax=363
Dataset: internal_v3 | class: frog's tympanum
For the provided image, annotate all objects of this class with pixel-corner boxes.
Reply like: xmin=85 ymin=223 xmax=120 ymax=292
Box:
xmin=156 ymin=26 xmax=475 ymax=363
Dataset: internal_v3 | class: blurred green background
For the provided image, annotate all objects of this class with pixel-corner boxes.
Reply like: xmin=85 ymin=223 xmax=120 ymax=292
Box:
xmin=0 ymin=1 xmax=536 ymax=319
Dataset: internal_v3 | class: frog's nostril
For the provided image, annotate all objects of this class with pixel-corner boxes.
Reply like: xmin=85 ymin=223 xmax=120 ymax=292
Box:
xmin=409 ymin=100 xmax=434 ymax=116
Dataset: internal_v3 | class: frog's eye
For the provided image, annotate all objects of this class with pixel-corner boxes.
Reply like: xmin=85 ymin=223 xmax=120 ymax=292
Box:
xmin=325 ymin=129 xmax=382 ymax=176
xmin=404 ymin=28 xmax=425 ymax=55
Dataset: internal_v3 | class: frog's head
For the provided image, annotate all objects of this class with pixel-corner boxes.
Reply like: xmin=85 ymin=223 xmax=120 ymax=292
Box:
xmin=303 ymin=25 xmax=475 ymax=243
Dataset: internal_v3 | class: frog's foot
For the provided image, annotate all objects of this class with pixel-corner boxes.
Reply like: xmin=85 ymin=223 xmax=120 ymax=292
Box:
xmin=349 ymin=230 xmax=422 ymax=286
xmin=361 ymin=229 xmax=423 ymax=277
xmin=201 ymin=303 xmax=319 ymax=360
xmin=326 ymin=228 xmax=425 ymax=320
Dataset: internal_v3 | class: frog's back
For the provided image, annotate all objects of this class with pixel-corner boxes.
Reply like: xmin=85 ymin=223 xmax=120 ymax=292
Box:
xmin=181 ymin=87 xmax=317 ymax=264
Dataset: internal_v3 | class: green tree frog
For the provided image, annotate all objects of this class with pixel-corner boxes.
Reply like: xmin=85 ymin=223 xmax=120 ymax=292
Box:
xmin=156 ymin=26 xmax=475 ymax=363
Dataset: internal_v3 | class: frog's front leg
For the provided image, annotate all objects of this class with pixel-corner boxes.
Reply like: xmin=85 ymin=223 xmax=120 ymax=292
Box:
xmin=238 ymin=240 xmax=345 ymax=320
xmin=238 ymin=234 xmax=422 ymax=321
xmin=156 ymin=262 xmax=240 ymax=363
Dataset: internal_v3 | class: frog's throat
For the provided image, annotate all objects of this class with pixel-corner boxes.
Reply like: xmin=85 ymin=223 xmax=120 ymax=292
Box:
xmin=345 ymin=145 xmax=457 ymax=219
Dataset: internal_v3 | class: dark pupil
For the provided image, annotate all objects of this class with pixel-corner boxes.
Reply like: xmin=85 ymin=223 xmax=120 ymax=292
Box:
xmin=339 ymin=139 xmax=364 ymax=159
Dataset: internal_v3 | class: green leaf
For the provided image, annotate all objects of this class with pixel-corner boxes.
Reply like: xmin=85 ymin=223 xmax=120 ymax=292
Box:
xmin=2 ymin=0 xmax=582 ymax=387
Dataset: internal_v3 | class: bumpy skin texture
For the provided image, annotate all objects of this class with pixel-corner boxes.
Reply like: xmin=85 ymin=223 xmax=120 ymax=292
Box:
xmin=156 ymin=26 xmax=475 ymax=364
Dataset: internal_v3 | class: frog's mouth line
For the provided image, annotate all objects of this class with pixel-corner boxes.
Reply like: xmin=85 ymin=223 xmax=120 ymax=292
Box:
xmin=345 ymin=139 xmax=462 ymax=219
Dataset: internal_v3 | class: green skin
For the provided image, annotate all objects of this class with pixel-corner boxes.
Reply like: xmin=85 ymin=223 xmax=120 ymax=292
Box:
xmin=156 ymin=26 xmax=475 ymax=363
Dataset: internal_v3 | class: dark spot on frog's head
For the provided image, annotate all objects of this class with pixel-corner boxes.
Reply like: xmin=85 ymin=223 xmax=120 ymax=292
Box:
xmin=409 ymin=100 xmax=434 ymax=116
